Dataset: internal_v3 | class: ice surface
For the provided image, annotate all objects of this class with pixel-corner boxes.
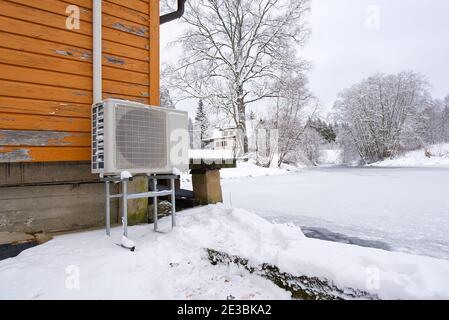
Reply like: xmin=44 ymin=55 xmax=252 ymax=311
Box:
xmin=222 ymin=167 xmax=449 ymax=260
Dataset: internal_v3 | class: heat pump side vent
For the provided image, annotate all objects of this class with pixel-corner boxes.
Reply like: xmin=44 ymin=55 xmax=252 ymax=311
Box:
xmin=92 ymin=103 xmax=105 ymax=171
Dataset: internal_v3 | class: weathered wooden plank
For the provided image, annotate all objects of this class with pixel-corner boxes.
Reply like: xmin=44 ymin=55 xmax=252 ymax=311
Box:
xmin=0 ymin=44 xmax=149 ymax=79
xmin=0 ymin=113 xmax=91 ymax=132
xmin=8 ymin=0 xmax=148 ymax=25
xmin=0 ymin=80 xmax=91 ymax=104
xmin=4 ymin=0 xmax=149 ymax=39
xmin=0 ymin=64 xmax=150 ymax=98
xmin=62 ymin=0 xmax=150 ymax=24
xmin=0 ymin=130 xmax=90 ymax=146
xmin=104 ymin=0 xmax=149 ymax=15
xmin=102 ymin=93 xmax=147 ymax=104
xmin=0 ymin=146 xmax=90 ymax=162
xmin=0 ymin=16 xmax=149 ymax=62
xmin=0 ymin=161 xmax=97 ymax=186
xmin=0 ymin=80 xmax=148 ymax=105
xmin=0 ymin=97 xmax=91 ymax=118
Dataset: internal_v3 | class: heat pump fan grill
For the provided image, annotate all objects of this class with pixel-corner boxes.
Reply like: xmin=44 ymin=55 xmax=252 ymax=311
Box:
xmin=115 ymin=105 xmax=167 ymax=169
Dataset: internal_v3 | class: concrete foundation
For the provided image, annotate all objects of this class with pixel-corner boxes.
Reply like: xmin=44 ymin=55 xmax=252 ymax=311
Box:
xmin=0 ymin=161 xmax=148 ymax=234
xmin=191 ymin=169 xmax=223 ymax=205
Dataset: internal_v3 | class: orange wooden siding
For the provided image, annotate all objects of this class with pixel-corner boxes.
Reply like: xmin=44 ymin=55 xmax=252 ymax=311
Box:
xmin=0 ymin=0 xmax=160 ymax=163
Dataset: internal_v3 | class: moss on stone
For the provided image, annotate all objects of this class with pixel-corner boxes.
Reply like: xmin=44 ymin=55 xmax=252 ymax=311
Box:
xmin=126 ymin=176 xmax=148 ymax=225
xmin=207 ymin=248 xmax=379 ymax=300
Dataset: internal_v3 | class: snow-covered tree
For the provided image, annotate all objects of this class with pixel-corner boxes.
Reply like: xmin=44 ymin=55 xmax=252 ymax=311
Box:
xmin=300 ymin=127 xmax=324 ymax=166
xmin=188 ymin=118 xmax=194 ymax=149
xmin=412 ymin=99 xmax=444 ymax=146
xmin=194 ymin=99 xmax=209 ymax=148
xmin=441 ymin=96 xmax=449 ymax=142
xmin=334 ymin=71 xmax=430 ymax=163
xmin=268 ymin=71 xmax=316 ymax=166
xmin=307 ymin=118 xmax=336 ymax=143
xmin=164 ymin=0 xmax=311 ymax=153
xmin=248 ymin=110 xmax=257 ymax=121
xmin=160 ymin=86 xmax=175 ymax=109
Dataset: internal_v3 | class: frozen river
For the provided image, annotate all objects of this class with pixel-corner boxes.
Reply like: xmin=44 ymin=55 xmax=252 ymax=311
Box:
xmin=221 ymin=167 xmax=449 ymax=260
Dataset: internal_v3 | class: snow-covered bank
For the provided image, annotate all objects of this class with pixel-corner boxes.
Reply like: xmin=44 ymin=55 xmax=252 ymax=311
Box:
xmin=1 ymin=205 xmax=449 ymax=300
xmin=370 ymin=144 xmax=449 ymax=167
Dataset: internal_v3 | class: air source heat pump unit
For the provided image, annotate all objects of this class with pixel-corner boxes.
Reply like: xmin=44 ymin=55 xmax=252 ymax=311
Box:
xmin=92 ymin=99 xmax=189 ymax=176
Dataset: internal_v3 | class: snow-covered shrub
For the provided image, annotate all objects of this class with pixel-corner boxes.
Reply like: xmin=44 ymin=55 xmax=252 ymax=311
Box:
xmin=334 ymin=72 xmax=431 ymax=164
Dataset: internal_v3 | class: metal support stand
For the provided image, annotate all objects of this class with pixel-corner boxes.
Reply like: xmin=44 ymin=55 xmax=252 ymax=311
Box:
xmin=103 ymin=174 xmax=178 ymax=237
xmin=105 ymin=181 xmax=111 ymax=236
xmin=122 ymin=179 xmax=128 ymax=237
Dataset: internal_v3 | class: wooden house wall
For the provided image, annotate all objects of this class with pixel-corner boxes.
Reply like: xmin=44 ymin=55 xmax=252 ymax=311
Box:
xmin=0 ymin=0 xmax=160 ymax=162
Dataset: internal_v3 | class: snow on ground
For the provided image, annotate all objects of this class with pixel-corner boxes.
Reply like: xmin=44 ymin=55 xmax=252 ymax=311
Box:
xmin=370 ymin=144 xmax=449 ymax=167
xmin=220 ymin=159 xmax=296 ymax=179
xmin=1 ymin=205 xmax=449 ymax=300
xmin=318 ymin=149 xmax=342 ymax=166
xmin=222 ymin=167 xmax=449 ymax=260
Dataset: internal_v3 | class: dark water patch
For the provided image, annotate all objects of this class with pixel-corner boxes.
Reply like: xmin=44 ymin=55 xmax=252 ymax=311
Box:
xmin=0 ymin=241 xmax=38 ymax=261
xmin=301 ymin=226 xmax=392 ymax=251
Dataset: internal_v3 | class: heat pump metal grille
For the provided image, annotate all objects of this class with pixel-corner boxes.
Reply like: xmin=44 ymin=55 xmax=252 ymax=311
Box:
xmin=115 ymin=104 xmax=167 ymax=169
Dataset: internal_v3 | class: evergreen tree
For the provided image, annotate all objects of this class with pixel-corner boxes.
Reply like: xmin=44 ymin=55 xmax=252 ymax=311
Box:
xmin=248 ymin=110 xmax=256 ymax=121
xmin=195 ymin=100 xmax=209 ymax=148
xmin=307 ymin=118 xmax=336 ymax=143
xmin=188 ymin=118 xmax=194 ymax=149
xmin=160 ymin=87 xmax=175 ymax=109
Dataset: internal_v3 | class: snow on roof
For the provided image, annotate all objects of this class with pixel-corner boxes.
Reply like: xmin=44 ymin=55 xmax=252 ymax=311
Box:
xmin=188 ymin=149 xmax=234 ymax=159
xmin=203 ymin=128 xmax=240 ymax=141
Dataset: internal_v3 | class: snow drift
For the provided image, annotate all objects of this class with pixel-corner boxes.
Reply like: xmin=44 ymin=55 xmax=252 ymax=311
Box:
xmin=1 ymin=205 xmax=449 ymax=300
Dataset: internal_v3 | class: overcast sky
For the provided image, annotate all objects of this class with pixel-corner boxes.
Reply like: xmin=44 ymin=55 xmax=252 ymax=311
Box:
xmin=161 ymin=0 xmax=449 ymax=118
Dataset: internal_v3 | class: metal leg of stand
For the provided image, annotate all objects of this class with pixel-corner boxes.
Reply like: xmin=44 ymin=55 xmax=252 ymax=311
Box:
xmin=105 ymin=181 xmax=111 ymax=236
xmin=171 ymin=177 xmax=176 ymax=228
xmin=122 ymin=179 xmax=128 ymax=237
xmin=152 ymin=178 xmax=158 ymax=232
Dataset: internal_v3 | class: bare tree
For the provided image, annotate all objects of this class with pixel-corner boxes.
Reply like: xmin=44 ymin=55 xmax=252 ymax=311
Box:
xmin=252 ymin=70 xmax=315 ymax=167
xmin=164 ymin=0 xmax=311 ymax=153
xmin=268 ymin=71 xmax=316 ymax=166
xmin=300 ymin=127 xmax=324 ymax=166
xmin=334 ymin=71 xmax=430 ymax=163
xmin=443 ymin=96 xmax=449 ymax=141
